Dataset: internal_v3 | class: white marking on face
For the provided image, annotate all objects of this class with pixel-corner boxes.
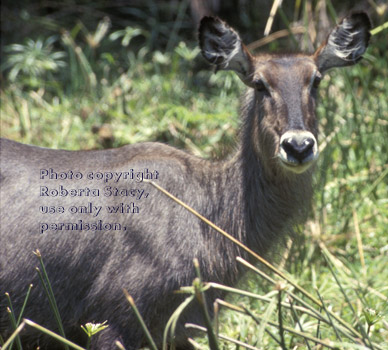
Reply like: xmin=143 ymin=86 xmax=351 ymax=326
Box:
xmin=278 ymin=130 xmax=319 ymax=174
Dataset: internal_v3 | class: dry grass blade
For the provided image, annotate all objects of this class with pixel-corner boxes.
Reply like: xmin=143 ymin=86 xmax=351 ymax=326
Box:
xmin=145 ymin=180 xmax=388 ymax=349
xmin=145 ymin=180 xmax=322 ymax=307
xmin=0 ymin=322 xmax=26 ymax=350
xmin=264 ymin=0 xmax=283 ymax=36
xmin=352 ymin=209 xmax=366 ymax=277
xmin=25 ymin=319 xmax=85 ymax=350
xmin=187 ymin=338 xmax=207 ymax=350
xmin=247 ymin=26 xmax=305 ymax=51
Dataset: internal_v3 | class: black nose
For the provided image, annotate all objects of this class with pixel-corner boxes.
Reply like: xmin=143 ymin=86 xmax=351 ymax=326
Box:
xmin=281 ymin=137 xmax=315 ymax=163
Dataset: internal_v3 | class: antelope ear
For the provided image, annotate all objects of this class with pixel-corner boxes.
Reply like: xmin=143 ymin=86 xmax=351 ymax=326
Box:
xmin=314 ymin=12 xmax=371 ymax=73
xmin=198 ymin=16 xmax=254 ymax=84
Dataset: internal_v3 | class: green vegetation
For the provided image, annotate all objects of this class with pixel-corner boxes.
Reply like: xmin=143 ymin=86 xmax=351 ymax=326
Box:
xmin=1 ymin=1 xmax=387 ymax=349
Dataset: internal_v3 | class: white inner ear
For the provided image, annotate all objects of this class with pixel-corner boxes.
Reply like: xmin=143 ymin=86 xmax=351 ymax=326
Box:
xmin=203 ymin=35 xmax=241 ymax=70
xmin=328 ymin=19 xmax=364 ymax=60
xmin=201 ymin=20 xmax=250 ymax=76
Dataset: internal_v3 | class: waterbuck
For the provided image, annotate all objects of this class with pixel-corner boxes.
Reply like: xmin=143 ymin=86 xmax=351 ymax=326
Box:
xmin=0 ymin=12 xmax=371 ymax=350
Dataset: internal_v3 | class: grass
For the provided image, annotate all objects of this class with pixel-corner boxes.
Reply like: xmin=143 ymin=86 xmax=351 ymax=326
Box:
xmin=1 ymin=1 xmax=387 ymax=349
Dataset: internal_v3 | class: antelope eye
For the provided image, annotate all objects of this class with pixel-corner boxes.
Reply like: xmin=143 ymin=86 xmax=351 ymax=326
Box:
xmin=254 ymin=79 xmax=268 ymax=94
xmin=312 ymin=75 xmax=322 ymax=89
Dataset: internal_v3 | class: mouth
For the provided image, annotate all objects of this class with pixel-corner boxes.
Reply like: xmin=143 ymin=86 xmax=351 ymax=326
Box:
xmin=278 ymin=154 xmax=318 ymax=173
